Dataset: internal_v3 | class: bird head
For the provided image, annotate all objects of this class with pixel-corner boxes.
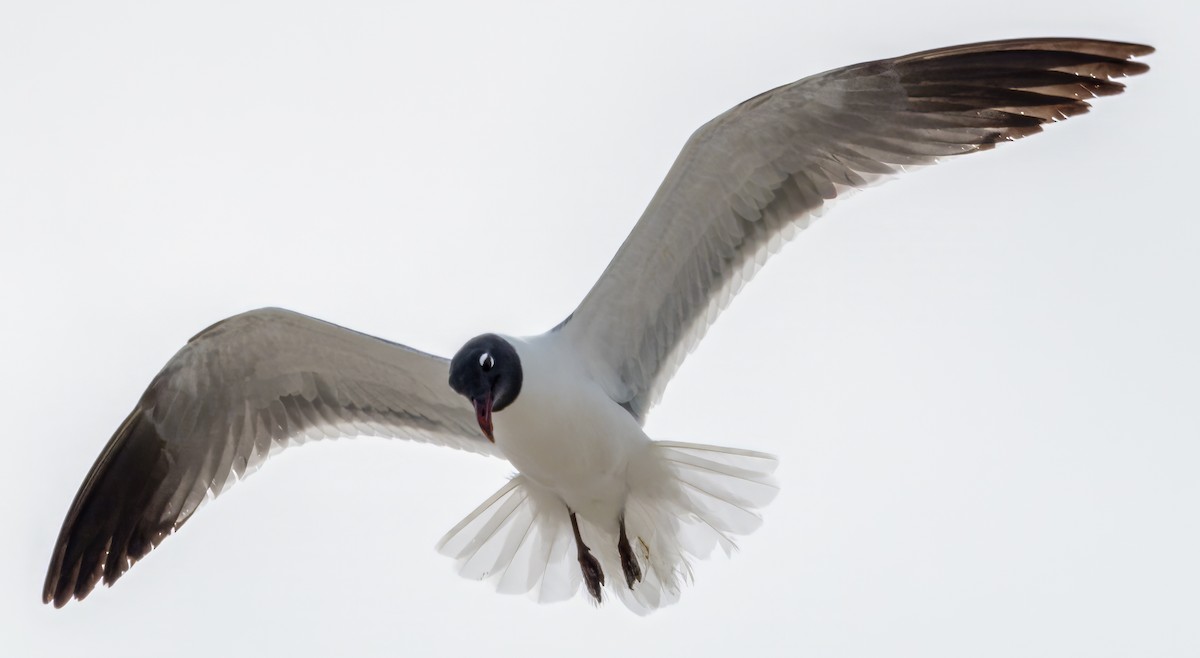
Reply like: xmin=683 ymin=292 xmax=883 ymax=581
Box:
xmin=448 ymin=334 xmax=522 ymax=442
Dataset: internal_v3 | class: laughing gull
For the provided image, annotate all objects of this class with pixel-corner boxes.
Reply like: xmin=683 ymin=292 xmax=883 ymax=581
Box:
xmin=43 ymin=38 xmax=1151 ymax=613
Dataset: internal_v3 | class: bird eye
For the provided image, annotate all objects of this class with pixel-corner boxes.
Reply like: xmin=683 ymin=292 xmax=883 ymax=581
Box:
xmin=480 ymin=352 xmax=494 ymax=371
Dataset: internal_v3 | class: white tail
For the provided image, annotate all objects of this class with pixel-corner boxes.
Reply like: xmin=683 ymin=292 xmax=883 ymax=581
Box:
xmin=436 ymin=441 xmax=778 ymax=614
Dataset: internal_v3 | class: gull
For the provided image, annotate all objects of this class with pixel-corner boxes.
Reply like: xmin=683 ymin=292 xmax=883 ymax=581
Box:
xmin=43 ymin=38 xmax=1151 ymax=613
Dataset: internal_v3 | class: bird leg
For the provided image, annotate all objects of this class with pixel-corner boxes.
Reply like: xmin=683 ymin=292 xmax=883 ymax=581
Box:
xmin=617 ymin=515 xmax=642 ymax=590
xmin=570 ymin=509 xmax=604 ymax=602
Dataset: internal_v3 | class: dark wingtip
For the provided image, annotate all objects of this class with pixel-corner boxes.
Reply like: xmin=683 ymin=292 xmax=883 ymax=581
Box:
xmin=43 ymin=408 xmax=173 ymax=607
xmin=895 ymin=38 xmax=1153 ymax=63
xmin=885 ymin=37 xmax=1154 ymax=153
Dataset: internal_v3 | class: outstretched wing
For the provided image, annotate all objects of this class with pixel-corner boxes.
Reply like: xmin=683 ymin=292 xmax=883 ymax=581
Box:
xmin=44 ymin=307 xmax=491 ymax=607
xmin=560 ymin=38 xmax=1151 ymax=420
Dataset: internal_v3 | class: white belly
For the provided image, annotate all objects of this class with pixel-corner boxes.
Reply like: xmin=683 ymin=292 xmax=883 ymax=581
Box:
xmin=490 ymin=334 xmax=648 ymax=524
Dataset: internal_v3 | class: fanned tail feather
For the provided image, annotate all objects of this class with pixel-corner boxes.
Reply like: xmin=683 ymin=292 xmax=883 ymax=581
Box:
xmin=437 ymin=477 xmax=583 ymax=603
xmin=436 ymin=440 xmax=778 ymax=614
xmin=614 ymin=441 xmax=779 ymax=613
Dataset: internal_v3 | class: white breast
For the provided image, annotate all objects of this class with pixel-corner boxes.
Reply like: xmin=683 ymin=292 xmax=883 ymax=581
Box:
xmin=491 ymin=332 xmax=649 ymax=523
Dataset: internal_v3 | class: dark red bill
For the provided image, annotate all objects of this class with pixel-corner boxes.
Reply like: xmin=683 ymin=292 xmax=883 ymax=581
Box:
xmin=472 ymin=394 xmax=494 ymax=442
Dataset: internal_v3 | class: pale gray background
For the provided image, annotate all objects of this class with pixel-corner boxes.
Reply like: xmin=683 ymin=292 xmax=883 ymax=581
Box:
xmin=1 ymin=1 xmax=1195 ymax=657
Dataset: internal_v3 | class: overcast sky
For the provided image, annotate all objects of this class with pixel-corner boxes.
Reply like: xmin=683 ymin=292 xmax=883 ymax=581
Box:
xmin=2 ymin=2 xmax=1196 ymax=657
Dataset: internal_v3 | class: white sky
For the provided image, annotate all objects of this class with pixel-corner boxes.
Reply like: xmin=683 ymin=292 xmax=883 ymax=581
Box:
xmin=2 ymin=2 xmax=1196 ymax=657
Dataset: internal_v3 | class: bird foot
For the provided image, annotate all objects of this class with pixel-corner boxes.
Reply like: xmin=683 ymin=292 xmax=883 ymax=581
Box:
xmin=570 ymin=510 xmax=605 ymax=602
xmin=578 ymin=547 xmax=605 ymax=602
xmin=617 ymin=519 xmax=643 ymax=590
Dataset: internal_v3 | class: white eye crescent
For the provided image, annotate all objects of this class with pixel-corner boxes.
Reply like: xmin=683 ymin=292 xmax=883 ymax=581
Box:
xmin=480 ymin=352 xmax=494 ymax=370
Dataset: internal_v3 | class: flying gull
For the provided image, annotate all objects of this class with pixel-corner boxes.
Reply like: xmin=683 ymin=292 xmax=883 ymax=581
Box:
xmin=43 ymin=38 xmax=1152 ymax=613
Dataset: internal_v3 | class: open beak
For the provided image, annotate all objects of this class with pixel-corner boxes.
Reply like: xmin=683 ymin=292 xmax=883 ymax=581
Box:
xmin=472 ymin=393 xmax=494 ymax=442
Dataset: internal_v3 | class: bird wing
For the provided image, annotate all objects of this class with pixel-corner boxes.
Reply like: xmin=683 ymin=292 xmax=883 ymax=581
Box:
xmin=559 ymin=38 xmax=1151 ymax=420
xmin=44 ymin=307 xmax=492 ymax=607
